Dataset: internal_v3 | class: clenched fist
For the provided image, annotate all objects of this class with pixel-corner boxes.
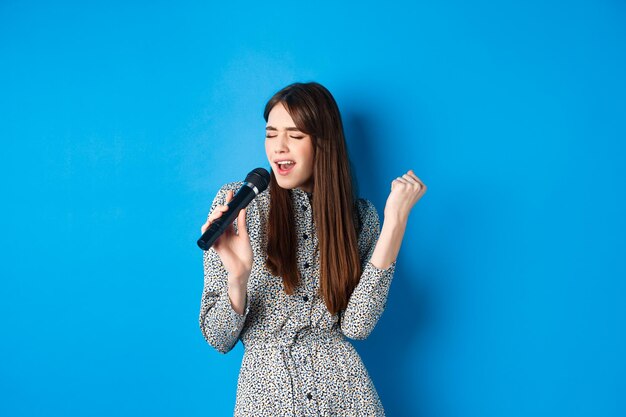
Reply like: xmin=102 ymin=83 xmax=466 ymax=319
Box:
xmin=384 ymin=169 xmax=427 ymax=223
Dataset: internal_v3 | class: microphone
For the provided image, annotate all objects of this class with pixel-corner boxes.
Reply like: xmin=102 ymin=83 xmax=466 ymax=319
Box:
xmin=197 ymin=168 xmax=270 ymax=251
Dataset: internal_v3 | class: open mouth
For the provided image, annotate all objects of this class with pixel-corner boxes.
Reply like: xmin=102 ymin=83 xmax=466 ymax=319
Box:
xmin=276 ymin=161 xmax=296 ymax=175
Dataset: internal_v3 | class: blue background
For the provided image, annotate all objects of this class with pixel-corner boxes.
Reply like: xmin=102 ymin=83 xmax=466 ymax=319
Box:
xmin=1 ymin=1 xmax=625 ymax=416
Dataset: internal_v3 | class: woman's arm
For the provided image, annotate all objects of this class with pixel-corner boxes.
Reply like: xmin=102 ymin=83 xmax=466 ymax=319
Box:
xmin=341 ymin=200 xmax=403 ymax=340
xmin=368 ymin=215 xmax=408 ymax=270
xmin=199 ymin=183 xmax=251 ymax=354
xmin=371 ymin=169 xmax=427 ymax=268
xmin=340 ymin=170 xmax=427 ymax=340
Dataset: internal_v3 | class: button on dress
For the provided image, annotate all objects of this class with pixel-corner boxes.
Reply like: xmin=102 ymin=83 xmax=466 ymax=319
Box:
xmin=199 ymin=182 xmax=396 ymax=416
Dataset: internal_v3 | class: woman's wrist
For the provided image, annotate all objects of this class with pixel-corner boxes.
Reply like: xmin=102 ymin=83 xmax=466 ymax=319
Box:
xmin=227 ymin=270 xmax=250 ymax=288
xmin=369 ymin=216 xmax=408 ymax=270
xmin=382 ymin=212 xmax=408 ymax=230
xmin=227 ymin=281 xmax=248 ymax=316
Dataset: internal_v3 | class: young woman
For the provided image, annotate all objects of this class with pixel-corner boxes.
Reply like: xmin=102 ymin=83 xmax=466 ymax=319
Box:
xmin=199 ymin=82 xmax=427 ymax=416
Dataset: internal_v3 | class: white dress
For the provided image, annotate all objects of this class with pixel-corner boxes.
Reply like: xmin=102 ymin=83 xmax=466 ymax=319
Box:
xmin=199 ymin=182 xmax=396 ymax=416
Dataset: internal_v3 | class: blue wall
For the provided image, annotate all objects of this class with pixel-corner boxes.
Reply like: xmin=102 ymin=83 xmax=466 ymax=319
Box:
xmin=1 ymin=1 xmax=624 ymax=416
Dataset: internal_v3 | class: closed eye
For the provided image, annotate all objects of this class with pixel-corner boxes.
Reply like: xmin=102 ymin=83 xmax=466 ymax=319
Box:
xmin=265 ymin=135 xmax=304 ymax=139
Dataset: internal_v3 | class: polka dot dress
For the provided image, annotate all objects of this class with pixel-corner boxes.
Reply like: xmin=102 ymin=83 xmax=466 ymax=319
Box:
xmin=199 ymin=181 xmax=396 ymax=416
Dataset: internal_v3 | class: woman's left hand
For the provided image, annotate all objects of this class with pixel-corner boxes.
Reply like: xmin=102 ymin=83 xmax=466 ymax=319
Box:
xmin=383 ymin=169 xmax=427 ymax=223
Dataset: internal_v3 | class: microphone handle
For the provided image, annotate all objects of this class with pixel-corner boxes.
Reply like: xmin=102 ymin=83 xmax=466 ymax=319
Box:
xmin=197 ymin=184 xmax=256 ymax=250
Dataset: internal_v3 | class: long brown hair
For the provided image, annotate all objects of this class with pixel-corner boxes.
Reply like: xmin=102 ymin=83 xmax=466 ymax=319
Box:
xmin=264 ymin=82 xmax=362 ymax=315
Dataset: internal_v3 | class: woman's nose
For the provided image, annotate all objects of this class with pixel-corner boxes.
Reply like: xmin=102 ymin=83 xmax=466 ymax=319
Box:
xmin=274 ymin=134 xmax=289 ymax=153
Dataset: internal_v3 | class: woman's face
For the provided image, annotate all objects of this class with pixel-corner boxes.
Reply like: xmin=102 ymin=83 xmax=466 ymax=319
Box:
xmin=265 ymin=102 xmax=315 ymax=192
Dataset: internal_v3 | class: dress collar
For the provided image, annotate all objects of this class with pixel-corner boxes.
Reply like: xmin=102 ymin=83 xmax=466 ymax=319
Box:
xmin=291 ymin=187 xmax=312 ymax=198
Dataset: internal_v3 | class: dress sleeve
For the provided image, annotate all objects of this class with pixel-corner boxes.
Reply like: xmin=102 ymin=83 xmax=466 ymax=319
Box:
xmin=198 ymin=183 xmax=250 ymax=354
xmin=340 ymin=199 xmax=396 ymax=340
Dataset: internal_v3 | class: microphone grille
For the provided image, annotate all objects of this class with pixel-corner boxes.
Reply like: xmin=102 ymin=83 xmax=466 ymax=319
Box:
xmin=245 ymin=168 xmax=271 ymax=193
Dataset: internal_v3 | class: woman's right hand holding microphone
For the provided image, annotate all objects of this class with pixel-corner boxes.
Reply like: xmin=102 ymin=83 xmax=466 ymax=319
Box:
xmin=201 ymin=189 xmax=252 ymax=315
